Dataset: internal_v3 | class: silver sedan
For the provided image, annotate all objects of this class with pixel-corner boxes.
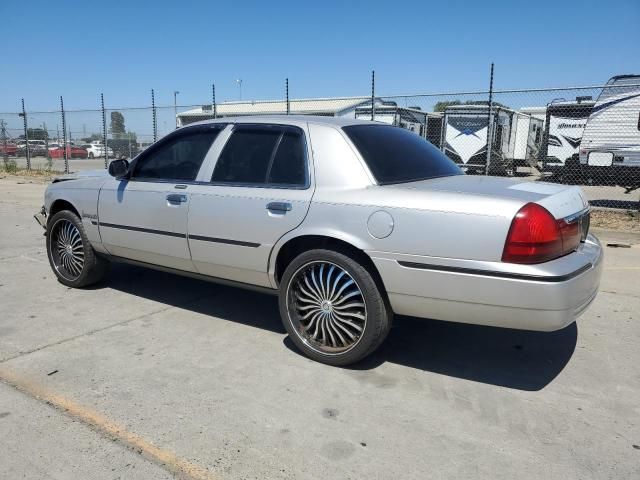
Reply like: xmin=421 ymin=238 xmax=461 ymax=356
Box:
xmin=36 ymin=116 xmax=602 ymax=365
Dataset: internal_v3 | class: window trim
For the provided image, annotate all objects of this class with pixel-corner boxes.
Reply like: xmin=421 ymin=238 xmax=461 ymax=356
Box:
xmin=207 ymin=123 xmax=311 ymax=190
xmin=126 ymin=123 xmax=227 ymax=183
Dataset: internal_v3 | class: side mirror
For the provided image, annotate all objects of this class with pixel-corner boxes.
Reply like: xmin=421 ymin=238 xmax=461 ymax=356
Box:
xmin=108 ymin=159 xmax=129 ymax=178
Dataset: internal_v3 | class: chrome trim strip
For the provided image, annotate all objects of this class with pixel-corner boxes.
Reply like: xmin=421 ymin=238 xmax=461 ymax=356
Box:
xmin=563 ymin=207 xmax=590 ymax=224
xmin=397 ymin=261 xmax=592 ymax=283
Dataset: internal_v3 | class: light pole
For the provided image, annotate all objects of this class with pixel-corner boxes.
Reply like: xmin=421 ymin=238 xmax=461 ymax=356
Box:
xmin=173 ymin=91 xmax=180 ymax=129
xmin=236 ymin=79 xmax=242 ymax=101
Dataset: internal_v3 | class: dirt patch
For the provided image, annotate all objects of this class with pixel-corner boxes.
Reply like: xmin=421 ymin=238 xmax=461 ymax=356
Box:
xmin=590 ymin=209 xmax=640 ymax=233
xmin=0 ymin=171 xmax=54 ymax=184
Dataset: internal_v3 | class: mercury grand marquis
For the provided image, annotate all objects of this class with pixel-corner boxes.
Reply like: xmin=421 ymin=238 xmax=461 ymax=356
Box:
xmin=35 ymin=116 xmax=602 ymax=365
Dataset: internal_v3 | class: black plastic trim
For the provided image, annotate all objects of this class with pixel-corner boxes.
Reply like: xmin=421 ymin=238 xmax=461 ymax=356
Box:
xmin=97 ymin=221 xmax=260 ymax=247
xmin=98 ymin=222 xmax=186 ymax=238
xmin=188 ymin=235 xmax=260 ymax=248
xmin=397 ymin=261 xmax=592 ymax=283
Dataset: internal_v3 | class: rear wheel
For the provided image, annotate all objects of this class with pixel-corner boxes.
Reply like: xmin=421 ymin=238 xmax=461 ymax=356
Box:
xmin=279 ymin=249 xmax=392 ymax=366
xmin=46 ymin=210 xmax=109 ymax=288
xmin=88 ymin=152 xmax=94 ymax=159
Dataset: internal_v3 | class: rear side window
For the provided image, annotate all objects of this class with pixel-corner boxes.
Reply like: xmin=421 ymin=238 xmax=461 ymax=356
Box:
xmin=212 ymin=126 xmax=307 ymax=187
xmin=343 ymin=125 xmax=462 ymax=184
xmin=133 ymin=129 xmax=220 ymax=181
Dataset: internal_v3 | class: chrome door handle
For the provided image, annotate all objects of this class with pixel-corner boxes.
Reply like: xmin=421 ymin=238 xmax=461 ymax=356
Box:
xmin=266 ymin=202 xmax=292 ymax=213
xmin=166 ymin=193 xmax=187 ymax=204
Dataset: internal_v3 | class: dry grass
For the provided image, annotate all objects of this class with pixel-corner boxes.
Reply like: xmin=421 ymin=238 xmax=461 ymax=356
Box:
xmin=590 ymin=208 xmax=640 ymax=233
xmin=0 ymin=167 xmax=58 ymax=184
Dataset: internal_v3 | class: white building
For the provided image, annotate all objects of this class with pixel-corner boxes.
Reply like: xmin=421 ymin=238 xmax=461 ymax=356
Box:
xmin=177 ymin=97 xmax=388 ymax=126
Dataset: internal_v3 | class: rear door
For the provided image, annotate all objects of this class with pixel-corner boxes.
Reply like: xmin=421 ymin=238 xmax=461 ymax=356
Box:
xmin=187 ymin=123 xmax=313 ymax=287
xmin=98 ymin=124 xmax=224 ymax=271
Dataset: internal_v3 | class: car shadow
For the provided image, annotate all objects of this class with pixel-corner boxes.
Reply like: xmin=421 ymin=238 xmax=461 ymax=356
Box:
xmin=346 ymin=316 xmax=578 ymax=391
xmin=96 ymin=263 xmax=284 ymax=334
xmin=99 ymin=263 xmax=577 ymax=391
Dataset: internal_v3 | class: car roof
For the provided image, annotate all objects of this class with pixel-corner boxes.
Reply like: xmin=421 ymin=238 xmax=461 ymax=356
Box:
xmin=183 ymin=115 xmax=382 ymax=130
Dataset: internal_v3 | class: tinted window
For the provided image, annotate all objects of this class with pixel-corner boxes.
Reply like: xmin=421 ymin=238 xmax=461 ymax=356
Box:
xmin=267 ymin=131 xmax=306 ymax=185
xmin=343 ymin=125 xmax=462 ymax=184
xmin=132 ymin=130 xmax=219 ymax=181
xmin=212 ymin=126 xmax=306 ymax=186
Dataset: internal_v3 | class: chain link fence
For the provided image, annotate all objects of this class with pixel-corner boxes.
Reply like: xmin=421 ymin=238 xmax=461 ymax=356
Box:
xmin=1 ymin=77 xmax=638 ymax=210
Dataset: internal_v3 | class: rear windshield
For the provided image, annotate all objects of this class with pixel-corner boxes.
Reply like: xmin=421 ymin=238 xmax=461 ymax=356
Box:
xmin=343 ymin=124 xmax=462 ymax=184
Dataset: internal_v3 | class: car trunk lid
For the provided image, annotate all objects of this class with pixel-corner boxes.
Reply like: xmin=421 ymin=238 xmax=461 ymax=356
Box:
xmin=391 ymin=175 xmax=589 ymax=220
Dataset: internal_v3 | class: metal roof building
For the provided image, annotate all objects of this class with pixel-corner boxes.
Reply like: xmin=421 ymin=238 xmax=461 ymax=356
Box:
xmin=176 ymin=97 xmax=387 ymax=126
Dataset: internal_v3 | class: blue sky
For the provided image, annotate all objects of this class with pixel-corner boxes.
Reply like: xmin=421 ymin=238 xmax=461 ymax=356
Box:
xmin=1 ymin=0 xmax=638 ymax=115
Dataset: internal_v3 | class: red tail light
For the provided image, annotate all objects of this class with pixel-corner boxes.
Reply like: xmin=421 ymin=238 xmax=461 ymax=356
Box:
xmin=502 ymin=203 xmax=581 ymax=264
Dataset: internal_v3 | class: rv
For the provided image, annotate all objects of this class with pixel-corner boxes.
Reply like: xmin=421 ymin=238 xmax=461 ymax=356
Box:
xmin=579 ymin=75 xmax=640 ymax=183
xmin=442 ymin=105 xmax=543 ymax=175
xmin=354 ymin=104 xmax=444 ymax=147
xmin=539 ymin=98 xmax=595 ymax=172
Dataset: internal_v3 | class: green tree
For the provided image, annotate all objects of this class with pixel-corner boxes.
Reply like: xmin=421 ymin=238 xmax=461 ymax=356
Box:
xmin=27 ymin=128 xmax=49 ymax=140
xmin=110 ymin=111 xmax=126 ymax=137
xmin=81 ymin=133 xmax=103 ymax=143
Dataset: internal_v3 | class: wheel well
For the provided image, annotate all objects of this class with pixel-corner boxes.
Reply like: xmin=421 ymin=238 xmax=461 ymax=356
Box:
xmin=49 ymin=199 xmax=80 ymax=220
xmin=274 ymin=235 xmax=384 ymax=289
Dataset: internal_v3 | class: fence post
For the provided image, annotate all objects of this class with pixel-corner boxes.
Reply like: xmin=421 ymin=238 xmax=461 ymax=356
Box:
xmin=60 ymin=96 xmax=68 ymax=174
xmin=151 ymin=89 xmax=157 ymax=142
xmin=43 ymin=122 xmax=51 ymax=169
xmin=212 ymin=83 xmax=217 ymax=119
xmin=286 ymin=78 xmax=290 ymax=115
xmin=371 ymin=70 xmax=375 ymax=121
xmin=101 ymin=93 xmax=108 ymax=169
xmin=484 ymin=63 xmax=494 ymax=175
xmin=1 ymin=120 xmax=8 ymax=167
xmin=21 ymin=99 xmax=31 ymax=170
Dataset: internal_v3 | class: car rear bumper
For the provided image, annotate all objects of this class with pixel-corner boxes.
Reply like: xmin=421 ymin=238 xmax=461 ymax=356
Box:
xmin=368 ymin=234 xmax=603 ymax=332
xmin=34 ymin=205 xmax=47 ymax=229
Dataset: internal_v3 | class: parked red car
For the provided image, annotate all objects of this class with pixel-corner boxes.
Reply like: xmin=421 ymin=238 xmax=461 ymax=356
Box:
xmin=48 ymin=145 xmax=88 ymax=159
xmin=0 ymin=143 xmax=18 ymax=156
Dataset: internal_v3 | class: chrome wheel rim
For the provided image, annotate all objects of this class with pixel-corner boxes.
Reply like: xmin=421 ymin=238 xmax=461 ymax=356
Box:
xmin=286 ymin=261 xmax=367 ymax=355
xmin=50 ymin=219 xmax=85 ymax=281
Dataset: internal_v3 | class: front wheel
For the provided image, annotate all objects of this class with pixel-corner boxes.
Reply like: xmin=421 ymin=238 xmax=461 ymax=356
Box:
xmin=46 ymin=210 xmax=109 ymax=288
xmin=279 ymin=249 xmax=392 ymax=366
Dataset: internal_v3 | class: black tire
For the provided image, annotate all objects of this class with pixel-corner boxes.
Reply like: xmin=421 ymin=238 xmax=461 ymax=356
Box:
xmin=88 ymin=152 xmax=94 ymax=159
xmin=46 ymin=210 xmax=109 ymax=288
xmin=279 ymin=248 xmax=392 ymax=366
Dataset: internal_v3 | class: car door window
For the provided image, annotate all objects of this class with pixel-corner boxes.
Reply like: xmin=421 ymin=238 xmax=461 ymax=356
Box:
xmin=211 ymin=126 xmax=306 ymax=187
xmin=132 ymin=130 xmax=220 ymax=181
xmin=267 ymin=131 xmax=306 ymax=186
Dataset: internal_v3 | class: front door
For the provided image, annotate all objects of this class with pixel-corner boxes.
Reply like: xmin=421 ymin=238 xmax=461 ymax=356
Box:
xmin=98 ymin=124 xmax=224 ymax=271
xmin=187 ymin=123 xmax=314 ymax=287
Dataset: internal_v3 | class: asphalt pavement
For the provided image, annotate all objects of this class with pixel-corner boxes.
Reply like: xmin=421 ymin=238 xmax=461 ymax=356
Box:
xmin=0 ymin=178 xmax=639 ymax=479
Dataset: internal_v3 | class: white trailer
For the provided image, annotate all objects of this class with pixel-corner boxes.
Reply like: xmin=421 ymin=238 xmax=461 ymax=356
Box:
xmin=538 ymin=99 xmax=595 ymax=172
xmin=354 ymin=104 xmax=444 ymax=146
xmin=442 ymin=105 xmax=542 ymax=175
xmin=579 ymin=75 xmax=640 ymax=172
